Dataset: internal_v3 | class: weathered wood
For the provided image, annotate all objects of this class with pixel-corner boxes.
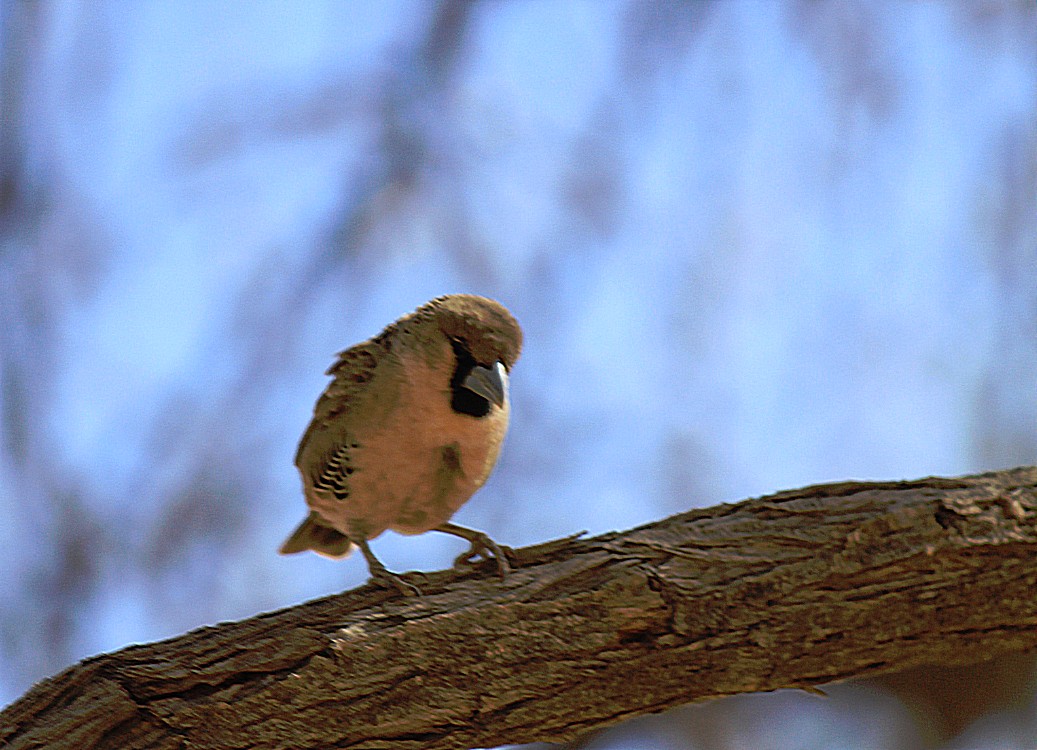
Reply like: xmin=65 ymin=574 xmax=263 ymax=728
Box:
xmin=4 ymin=466 xmax=1036 ymax=749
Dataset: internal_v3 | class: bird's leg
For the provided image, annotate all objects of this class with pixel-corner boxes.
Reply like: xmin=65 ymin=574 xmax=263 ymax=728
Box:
xmin=435 ymin=522 xmax=512 ymax=579
xmin=355 ymin=538 xmax=421 ymax=597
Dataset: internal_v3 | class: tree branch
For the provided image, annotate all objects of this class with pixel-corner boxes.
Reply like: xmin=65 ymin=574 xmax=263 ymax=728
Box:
xmin=4 ymin=466 xmax=1037 ymax=749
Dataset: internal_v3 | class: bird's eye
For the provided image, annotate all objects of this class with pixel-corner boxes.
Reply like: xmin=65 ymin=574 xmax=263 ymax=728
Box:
xmin=449 ymin=336 xmax=472 ymax=357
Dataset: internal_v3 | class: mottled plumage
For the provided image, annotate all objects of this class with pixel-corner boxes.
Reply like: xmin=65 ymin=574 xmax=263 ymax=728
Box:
xmin=280 ymin=294 xmax=522 ymax=594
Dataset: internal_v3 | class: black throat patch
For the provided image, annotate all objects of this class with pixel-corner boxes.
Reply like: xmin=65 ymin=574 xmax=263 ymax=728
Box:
xmin=449 ymin=338 xmax=492 ymax=418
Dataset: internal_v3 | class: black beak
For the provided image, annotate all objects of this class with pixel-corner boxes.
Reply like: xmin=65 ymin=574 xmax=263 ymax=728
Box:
xmin=462 ymin=361 xmax=507 ymax=408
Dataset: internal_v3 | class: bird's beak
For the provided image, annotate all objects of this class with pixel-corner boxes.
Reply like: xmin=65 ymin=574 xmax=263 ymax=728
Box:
xmin=462 ymin=361 xmax=507 ymax=408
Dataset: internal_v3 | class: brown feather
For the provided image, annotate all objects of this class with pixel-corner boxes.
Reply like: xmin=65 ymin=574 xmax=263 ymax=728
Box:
xmin=282 ymin=294 xmax=522 ymax=569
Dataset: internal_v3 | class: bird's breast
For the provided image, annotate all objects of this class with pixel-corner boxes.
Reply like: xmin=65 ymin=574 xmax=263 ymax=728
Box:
xmin=315 ymin=349 xmax=510 ymax=539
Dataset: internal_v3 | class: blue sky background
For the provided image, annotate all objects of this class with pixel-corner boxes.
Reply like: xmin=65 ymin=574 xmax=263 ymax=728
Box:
xmin=1 ymin=2 xmax=1035 ymax=747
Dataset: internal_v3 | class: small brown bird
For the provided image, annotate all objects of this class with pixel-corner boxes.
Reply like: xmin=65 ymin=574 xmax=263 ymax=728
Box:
xmin=280 ymin=294 xmax=522 ymax=594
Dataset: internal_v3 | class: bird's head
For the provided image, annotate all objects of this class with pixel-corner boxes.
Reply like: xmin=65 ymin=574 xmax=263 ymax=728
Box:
xmin=428 ymin=294 xmax=522 ymax=369
xmin=422 ymin=294 xmax=522 ymax=414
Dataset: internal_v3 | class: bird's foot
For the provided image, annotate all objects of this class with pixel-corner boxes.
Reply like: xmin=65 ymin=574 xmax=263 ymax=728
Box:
xmin=453 ymin=536 xmax=513 ymax=580
xmin=356 ymin=537 xmax=423 ymax=596
xmin=369 ymin=567 xmax=423 ymax=597
xmin=434 ymin=523 xmax=513 ymax=580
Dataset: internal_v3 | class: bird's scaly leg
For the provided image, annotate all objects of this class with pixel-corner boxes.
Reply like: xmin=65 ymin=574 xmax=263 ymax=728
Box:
xmin=435 ymin=522 xmax=512 ymax=579
xmin=355 ymin=538 xmax=421 ymax=596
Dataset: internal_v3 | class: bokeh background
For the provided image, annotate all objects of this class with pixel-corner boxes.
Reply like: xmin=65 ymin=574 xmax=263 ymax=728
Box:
xmin=1 ymin=2 xmax=1035 ymax=748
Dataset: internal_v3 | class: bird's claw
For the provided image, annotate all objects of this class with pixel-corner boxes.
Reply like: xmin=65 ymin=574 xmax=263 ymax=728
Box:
xmin=453 ymin=539 xmax=513 ymax=579
xmin=370 ymin=568 xmax=423 ymax=597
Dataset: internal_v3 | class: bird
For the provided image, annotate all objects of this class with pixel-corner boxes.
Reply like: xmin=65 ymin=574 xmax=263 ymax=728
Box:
xmin=279 ymin=294 xmax=522 ymax=595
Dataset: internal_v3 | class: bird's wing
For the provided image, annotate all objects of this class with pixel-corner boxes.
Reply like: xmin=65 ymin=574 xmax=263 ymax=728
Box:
xmin=294 ymin=339 xmax=390 ymax=494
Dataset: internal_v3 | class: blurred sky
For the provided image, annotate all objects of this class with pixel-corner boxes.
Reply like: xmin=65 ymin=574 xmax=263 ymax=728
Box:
xmin=1 ymin=2 xmax=1035 ymax=748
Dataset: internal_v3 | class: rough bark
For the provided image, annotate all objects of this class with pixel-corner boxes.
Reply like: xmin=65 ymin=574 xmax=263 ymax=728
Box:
xmin=4 ymin=466 xmax=1037 ymax=750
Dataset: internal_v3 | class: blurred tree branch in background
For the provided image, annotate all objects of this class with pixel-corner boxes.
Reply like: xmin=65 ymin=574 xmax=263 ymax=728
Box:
xmin=3 ymin=466 xmax=1036 ymax=750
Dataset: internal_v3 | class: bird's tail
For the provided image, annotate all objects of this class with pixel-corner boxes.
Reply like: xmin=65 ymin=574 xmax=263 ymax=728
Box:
xmin=279 ymin=512 xmax=354 ymax=558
